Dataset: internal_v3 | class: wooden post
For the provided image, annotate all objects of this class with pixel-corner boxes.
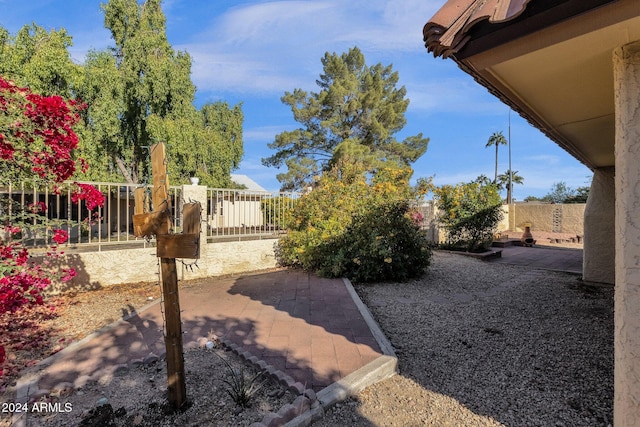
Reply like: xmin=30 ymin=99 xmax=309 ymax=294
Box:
xmin=149 ymin=143 xmax=186 ymax=410
xmin=132 ymin=143 xmax=200 ymax=411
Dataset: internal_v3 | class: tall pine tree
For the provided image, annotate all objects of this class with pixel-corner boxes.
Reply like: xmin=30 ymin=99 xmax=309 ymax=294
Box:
xmin=263 ymin=46 xmax=428 ymax=191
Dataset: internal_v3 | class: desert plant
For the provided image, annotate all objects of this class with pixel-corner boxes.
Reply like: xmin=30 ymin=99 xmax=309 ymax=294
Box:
xmin=216 ymin=353 xmax=267 ymax=408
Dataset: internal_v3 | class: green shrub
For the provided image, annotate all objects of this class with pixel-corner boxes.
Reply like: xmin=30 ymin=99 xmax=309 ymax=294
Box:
xmin=260 ymin=195 xmax=297 ymax=228
xmin=433 ymin=181 xmax=503 ymax=252
xmin=275 ymin=162 xmax=432 ymax=282
xmin=312 ymin=201 xmax=431 ymax=282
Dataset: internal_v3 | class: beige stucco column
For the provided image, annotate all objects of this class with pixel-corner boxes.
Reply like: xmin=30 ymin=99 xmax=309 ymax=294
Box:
xmin=583 ymin=167 xmax=615 ymax=284
xmin=613 ymin=41 xmax=640 ymax=426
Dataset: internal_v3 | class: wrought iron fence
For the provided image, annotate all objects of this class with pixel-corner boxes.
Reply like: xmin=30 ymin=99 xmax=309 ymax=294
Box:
xmin=0 ymin=180 xmax=300 ymax=250
xmin=205 ymin=188 xmax=300 ymax=241
xmin=1 ymin=179 xmax=449 ymax=248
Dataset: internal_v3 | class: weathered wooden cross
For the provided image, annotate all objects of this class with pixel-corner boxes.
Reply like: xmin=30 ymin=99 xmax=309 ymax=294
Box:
xmin=132 ymin=142 xmax=200 ymax=410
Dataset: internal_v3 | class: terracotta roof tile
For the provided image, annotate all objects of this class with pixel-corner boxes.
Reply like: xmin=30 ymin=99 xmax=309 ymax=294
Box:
xmin=424 ymin=0 xmax=532 ymax=58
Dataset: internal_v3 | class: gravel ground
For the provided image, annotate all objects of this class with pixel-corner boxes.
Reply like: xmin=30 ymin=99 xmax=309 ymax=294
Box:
xmin=19 ymin=344 xmax=295 ymax=427
xmin=1 ymin=249 xmax=613 ymax=426
xmin=314 ymin=251 xmax=613 ymax=427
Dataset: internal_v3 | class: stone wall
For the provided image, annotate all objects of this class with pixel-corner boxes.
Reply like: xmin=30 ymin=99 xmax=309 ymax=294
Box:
xmin=48 ymin=238 xmax=279 ymax=293
xmin=423 ymin=202 xmax=585 ymax=243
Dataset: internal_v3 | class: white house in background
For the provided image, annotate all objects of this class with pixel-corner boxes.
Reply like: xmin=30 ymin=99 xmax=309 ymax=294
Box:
xmin=230 ymin=174 xmax=267 ymax=192
xmin=208 ymin=174 xmax=270 ymax=233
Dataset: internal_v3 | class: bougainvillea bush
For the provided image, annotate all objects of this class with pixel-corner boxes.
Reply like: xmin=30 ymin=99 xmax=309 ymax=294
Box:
xmin=0 ymin=75 xmax=104 ymax=381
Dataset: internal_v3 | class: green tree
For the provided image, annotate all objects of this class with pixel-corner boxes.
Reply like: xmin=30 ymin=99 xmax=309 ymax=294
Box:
xmin=74 ymin=49 xmax=125 ymax=182
xmin=1 ymin=3 xmax=244 ymax=187
xmin=0 ymin=24 xmax=81 ymax=98
xmin=497 ymin=169 xmax=524 ymax=203
xmin=148 ymin=101 xmax=244 ymax=187
xmin=263 ymin=46 xmax=429 ymax=191
xmin=80 ymin=0 xmax=243 ymax=185
xmin=543 ymin=182 xmax=574 ymax=203
xmin=99 ymin=0 xmax=197 ymax=183
xmin=564 ymin=186 xmax=590 ymax=203
xmin=485 ymin=131 xmax=507 ymax=183
xmin=433 ymin=181 xmax=503 ymax=252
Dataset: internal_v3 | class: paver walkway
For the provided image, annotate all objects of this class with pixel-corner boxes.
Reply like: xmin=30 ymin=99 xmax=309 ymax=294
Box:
xmin=489 ymin=244 xmax=583 ymax=274
xmin=31 ymin=269 xmax=383 ymax=395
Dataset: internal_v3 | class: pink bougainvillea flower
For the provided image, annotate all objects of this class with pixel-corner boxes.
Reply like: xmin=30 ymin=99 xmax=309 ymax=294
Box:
xmin=71 ymin=183 xmax=106 ymax=211
xmin=28 ymin=201 xmax=47 ymax=213
xmin=51 ymin=229 xmax=68 ymax=245
xmin=60 ymin=269 xmax=77 ymax=282
xmin=6 ymin=226 xmax=21 ymax=235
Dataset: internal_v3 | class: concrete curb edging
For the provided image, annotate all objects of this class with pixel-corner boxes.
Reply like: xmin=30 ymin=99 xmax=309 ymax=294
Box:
xmin=284 ymin=355 xmax=398 ymax=427
xmin=342 ymin=278 xmax=397 ymax=358
xmin=278 ymin=278 xmax=399 ymax=427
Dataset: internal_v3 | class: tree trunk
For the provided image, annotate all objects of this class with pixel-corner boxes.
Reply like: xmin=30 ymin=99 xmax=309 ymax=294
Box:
xmin=494 ymin=145 xmax=499 ymax=183
xmin=115 ymin=157 xmax=134 ymax=184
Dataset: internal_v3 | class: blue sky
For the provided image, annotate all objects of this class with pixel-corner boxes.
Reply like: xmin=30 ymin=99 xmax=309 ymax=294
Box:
xmin=0 ymin=0 xmax=593 ymax=199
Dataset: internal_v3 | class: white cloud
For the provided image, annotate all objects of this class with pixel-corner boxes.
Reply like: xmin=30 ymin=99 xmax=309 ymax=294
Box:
xmin=179 ymin=0 xmax=446 ymax=97
xmin=243 ymin=125 xmax=293 ymax=142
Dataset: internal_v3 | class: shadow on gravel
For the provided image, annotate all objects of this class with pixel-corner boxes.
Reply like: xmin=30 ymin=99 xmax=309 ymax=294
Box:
xmin=351 ymin=258 xmax=614 ymax=427
xmin=372 ymin=272 xmax=613 ymax=426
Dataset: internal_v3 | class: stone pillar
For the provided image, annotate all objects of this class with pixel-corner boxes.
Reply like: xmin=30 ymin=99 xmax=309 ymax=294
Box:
xmin=583 ymin=167 xmax=615 ymax=284
xmin=613 ymin=41 xmax=640 ymax=426
xmin=180 ymin=182 xmax=207 ymax=278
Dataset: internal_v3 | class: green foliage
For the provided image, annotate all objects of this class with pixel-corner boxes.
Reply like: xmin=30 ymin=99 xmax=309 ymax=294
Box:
xmin=496 ymin=169 xmax=524 ymax=203
xmin=0 ymin=1 xmax=244 ymax=186
xmin=525 ymin=181 xmax=591 ymax=203
xmin=263 ymin=46 xmax=428 ymax=191
xmin=216 ymin=353 xmax=267 ymax=408
xmin=542 ymin=182 xmax=574 ymax=204
xmin=312 ymin=201 xmax=431 ymax=282
xmin=149 ymin=101 xmax=244 ymax=187
xmin=564 ymin=186 xmax=590 ymax=203
xmin=0 ymin=24 xmax=80 ymax=97
xmin=434 ymin=181 xmax=503 ymax=252
xmin=275 ymin=160 xmax=431 ymax=282
xmin=260 ymin=195 xmax=297 ymax=228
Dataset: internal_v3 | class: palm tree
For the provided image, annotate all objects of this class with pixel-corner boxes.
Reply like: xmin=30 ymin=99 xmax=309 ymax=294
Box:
xmin=497 ymin=169 xmax=524 ymax=203
xmin=485 ymin=131 xmax=507 ymax=183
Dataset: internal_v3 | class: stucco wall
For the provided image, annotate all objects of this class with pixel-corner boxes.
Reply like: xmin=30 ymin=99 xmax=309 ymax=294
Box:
xmin=47 ymin=238 xmax=279 ymax=293
xmin=613 ymin=41 xmax=640 ymax=425
xmin=583 ymin=168 xmax=615 ymax=284
xmin=504 ymin=203 xmax=585 ymax=235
